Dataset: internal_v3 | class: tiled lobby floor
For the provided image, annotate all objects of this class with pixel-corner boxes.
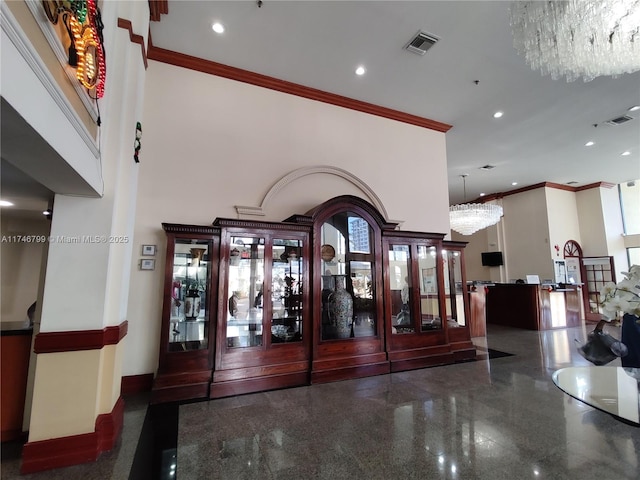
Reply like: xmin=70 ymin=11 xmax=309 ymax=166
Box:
xmin=2 ymin=323 xmax=639 ymax=479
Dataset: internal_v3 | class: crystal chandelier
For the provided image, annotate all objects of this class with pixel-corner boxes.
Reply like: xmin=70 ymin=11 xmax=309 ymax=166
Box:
xmin=449 ymin=175 xmax=503 ymax=236
xmin=510 ymin=0 xmax=640 ymax=82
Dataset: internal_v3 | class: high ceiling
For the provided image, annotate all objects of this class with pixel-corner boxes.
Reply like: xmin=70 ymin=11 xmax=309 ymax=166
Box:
xmin=2 ymin=1 xmax=638 ymax=220
xmin=149 ymin=0 xmax=640 ymax=204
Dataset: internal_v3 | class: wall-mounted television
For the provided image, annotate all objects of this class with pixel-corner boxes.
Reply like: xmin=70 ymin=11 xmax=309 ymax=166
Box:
xmin=481 ymin=251 xmax=504 ymax=267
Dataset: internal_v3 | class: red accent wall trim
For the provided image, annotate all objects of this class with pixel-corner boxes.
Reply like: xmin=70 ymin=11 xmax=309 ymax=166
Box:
xmin=117 ymin=18 xmax=148 ymax=69
xmin=34 ymin=321 xmax=128 ymax=354
xmin=146 ymin=45 xmax=452 ymax=133
xmin=21 ymin=396 xmax=124 ymax=474
xmin=121 ymin=373 xmax=154 ymax=395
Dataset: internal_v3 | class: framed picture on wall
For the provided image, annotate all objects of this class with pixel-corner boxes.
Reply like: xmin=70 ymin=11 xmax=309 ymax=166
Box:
xmin=140 ymin=259 xmax=155 ymax=271
xmin=142 ymin=245 xmax=157 ymax=256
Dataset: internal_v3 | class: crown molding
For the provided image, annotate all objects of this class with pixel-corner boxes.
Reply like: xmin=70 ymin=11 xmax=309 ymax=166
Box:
xmin=146 ymin=45 xmax=452 ymax=133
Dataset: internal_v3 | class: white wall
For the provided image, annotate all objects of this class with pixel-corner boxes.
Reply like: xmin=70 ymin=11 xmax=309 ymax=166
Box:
xmin=500 ymin=188 xmax=552 ymax=281
xmin=545 ymin=187 xmax=582 ymax=261
xmin=124 ymin=60 xmax=450 ymax=375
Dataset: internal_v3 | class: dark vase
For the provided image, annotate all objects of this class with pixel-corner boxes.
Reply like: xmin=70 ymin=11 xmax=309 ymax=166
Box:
xmin=621 ymin=313 xmax=640 ymax=368
xmin=185 ymin=289 xmax=201 ymax=320
xmin=328 ymin=275 xmax=353 ymax=339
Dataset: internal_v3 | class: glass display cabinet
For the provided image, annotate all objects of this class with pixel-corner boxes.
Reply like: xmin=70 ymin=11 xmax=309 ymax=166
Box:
xmin=442 ymin=240 xmax=475 ymax=359
xmin=211 ymin=219 xmax=311 ymax=398
xmin=304 ymin=196 xmax=391 ymax=383
xmin=152 ymin=223 xmax=219 ymax=404
xmin=152 ymin=197 xmax=476 ymax=403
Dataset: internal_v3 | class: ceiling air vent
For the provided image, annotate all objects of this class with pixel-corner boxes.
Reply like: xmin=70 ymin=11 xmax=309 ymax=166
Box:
xmin=605 ymin=115 xmax=634 ymax=126
xmin=479 ymin=165 xmax=495 ymax=171
xmin=404 ymin=31 xmax=439 ymax=56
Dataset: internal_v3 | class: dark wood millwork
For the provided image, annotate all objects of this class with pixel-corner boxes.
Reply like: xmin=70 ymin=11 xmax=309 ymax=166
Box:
xmin=210 ymin=219 xmax=312 ymax=398
xmin=151 ymin=223 xmax=220 ymax=404
xmin=302 ymin=196 xmax=391 ymax=383
xmin=382 ymin=234 xmax=475 ymax=372
xmin=486 ymin=283 xmax=582 ymax=330
xmin=442 ymin=241 xmax=476 ymax=362
xmin=153 ymin=196 xmax=477 ymax=402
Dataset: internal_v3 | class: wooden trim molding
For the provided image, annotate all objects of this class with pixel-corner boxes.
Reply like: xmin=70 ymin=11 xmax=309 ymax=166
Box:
xmin=34 ymin=321 xmax=128 ymax=354
xmin=575 ymin=181 xmax=617 ymax=191
xmin=473 ymin=181 xmax=615 ymax=203
xmin=147 ymin=46 xmax=452 ymax=133
xmin=21 ymin=396 xmax=124 ymax=474
xmin=121 ymin=373 xmax=154 ymax=395
xmin=149 ymin=0 xmax=169 ymax=22
xmin=117 ymin=18 xmax=148 ymax=69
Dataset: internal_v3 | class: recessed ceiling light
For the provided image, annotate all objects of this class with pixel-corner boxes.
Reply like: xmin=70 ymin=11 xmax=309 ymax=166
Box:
xmin=355 ymin=66 xmax=366 ymax=76
xmin=585 ymin=141 xmax=594 ymax=146
xmin=629 ymin=105 xmax=640 ymax=112
xmin=480 ymin=193 xmax=486 ymax=197
xmin=511 ymin=182 xmax=518 ymax=186
xmin=621 ymin=151 xmax=631 ymax=156
xmin=0 ymin=200 xmax=14 ymax=207
xmin=212 ymin=22 xmax=224 ymax=33
xmin=43 ymin=209 xmax=52 ymax=216
xmin=493 ymin=111 xmax=503 ymax=118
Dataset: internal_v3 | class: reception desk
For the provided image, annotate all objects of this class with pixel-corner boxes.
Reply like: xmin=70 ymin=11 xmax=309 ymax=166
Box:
xmin=486 ymin=283 xmax=581 ymax=330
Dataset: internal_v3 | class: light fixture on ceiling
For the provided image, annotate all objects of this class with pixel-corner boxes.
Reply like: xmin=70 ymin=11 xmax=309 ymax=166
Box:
xmin=449 ymin=175 xmax=503 ymax=236
xmin=493 ymin=111 xmax=503 ymax=118
xmin=212 ymin=22 xmax=224 ymax=34
xmin=0 ymin=200 xmax=14 ymax=207
xmin=629 ymin=105 xmax=640 ymax=112
xmin=621 ymin=151 xmax=631 ymax=156
xmin=355 ymin=66 xmax=366 ymax=76
xmin=585 ymin=141 xmax=595 ymax=146
xmin=510 ymin=0 xmax=640 ymax=82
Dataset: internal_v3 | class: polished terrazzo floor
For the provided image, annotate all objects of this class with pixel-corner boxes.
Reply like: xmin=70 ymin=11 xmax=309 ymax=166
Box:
xmin=2 ymin=323 xmax=638 ymax=479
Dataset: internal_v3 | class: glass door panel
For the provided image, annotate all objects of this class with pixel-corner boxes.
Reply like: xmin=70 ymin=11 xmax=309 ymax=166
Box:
xmin=389 ymin=245 xmax=414 ymax=334
xmin=169 ymin=240 xmax=209 ymax=351
xmin=227 ymin=237 xmax=264 ymax=348
xmin=320 ymin=212 xmax=376 ymax=340
xmin=350 ymin=261 xmax=376 ymax=337
xmin=418 ymin=245 xmax=442 ymax=331
xmin=443 ymin=250 xmax=465 ymax=328
xmin=271 ymin=239 xmax=303 ymax=343
xmin=321 ymin=221 xmax=346 ymax=340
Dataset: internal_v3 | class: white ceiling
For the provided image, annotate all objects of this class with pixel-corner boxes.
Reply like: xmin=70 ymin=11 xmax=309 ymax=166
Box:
xmin=2 ymin=0 xmax=638 ymax=220
xmin=149 ymin=0 xmax=640 ymax=204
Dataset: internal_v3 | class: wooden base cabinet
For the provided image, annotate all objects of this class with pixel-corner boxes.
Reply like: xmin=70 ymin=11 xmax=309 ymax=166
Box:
xmin=153 ymin=196 xmax=476 ymax=403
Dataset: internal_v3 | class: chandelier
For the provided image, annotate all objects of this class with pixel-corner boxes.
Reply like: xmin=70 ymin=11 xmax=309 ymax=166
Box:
xmin=510 ymin=0 xmax=640 ymax=82
xmin=449 ymin=175 xmax=503 ymax=236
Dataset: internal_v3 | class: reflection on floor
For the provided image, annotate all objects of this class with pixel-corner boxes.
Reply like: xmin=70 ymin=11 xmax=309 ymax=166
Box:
xmin=2 ymin=323 xmax=638 ymax=479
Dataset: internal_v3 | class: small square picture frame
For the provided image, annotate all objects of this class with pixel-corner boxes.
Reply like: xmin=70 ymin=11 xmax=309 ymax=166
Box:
xmin=142 ymin=244 xmax=157 ymax=256
xmin=140 ymin=259 xmax=155 ymax=271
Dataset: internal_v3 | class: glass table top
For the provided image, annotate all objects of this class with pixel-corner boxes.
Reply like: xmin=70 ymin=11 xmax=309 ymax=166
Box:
xmin=553 ymin=366 xmax=640 ymax=425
